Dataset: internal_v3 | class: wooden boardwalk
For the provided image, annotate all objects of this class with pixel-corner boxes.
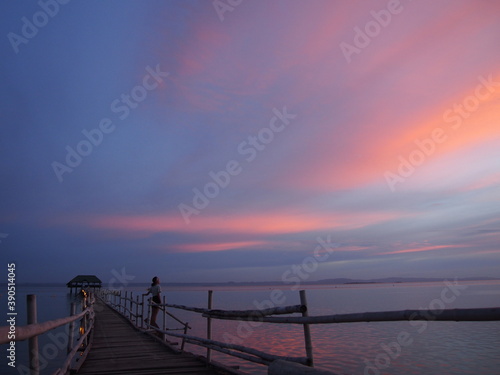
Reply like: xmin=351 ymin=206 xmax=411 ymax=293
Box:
xmin=77 ymin=301 xmax=226 ymax=375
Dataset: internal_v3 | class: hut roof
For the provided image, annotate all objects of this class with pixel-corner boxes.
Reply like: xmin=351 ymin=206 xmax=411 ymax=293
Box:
xmin=67 ymin=275 xmax=102 ymax=287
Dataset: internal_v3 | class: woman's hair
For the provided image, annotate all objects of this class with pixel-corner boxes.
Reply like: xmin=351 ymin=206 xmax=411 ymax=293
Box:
xmin=151 ymin=276 xmax=159 ymax=286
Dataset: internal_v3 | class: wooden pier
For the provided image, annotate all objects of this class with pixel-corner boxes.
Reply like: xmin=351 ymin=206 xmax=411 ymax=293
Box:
xmin=1 ymin=287 xmax=498 ymax=375
xmin=77 ymin=300 xmax=226 ymax=375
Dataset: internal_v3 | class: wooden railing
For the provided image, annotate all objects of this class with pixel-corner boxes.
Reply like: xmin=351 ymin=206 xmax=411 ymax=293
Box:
xmin=98 ymin=288 xmax=315 ymax=370
xmin=3 ymin=288 xmax=498 ymax=375
xmin=100 ymin=288 xmax=192 ymax=350
xmin=0 ymin=292 xmax=95 ymax=375
xmin=99 ymin=288 xmax=500 ymax=375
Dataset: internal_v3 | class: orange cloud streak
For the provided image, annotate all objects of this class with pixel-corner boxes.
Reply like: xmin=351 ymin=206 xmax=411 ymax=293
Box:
xmin=53 ymin=209 xmax=404 ymax=238
xmin=378 ymin=245 xmax=455 ymax=256
xmin=170 ymin=241 xmax=267 ymax=253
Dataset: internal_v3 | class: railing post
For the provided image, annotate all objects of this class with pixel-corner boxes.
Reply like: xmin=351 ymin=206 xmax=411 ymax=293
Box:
xmin=68 ymin=303 xmax=76 ymax=353
xmin=125 ymin=291 xmax=129 ymax=319
xmin=145 ymin=294 xmax=151 ymax=328
xmin=130 ymin=292 xmax=134 ymax=321
xmin=299 ymin=290 xmax=314 ymax=367
xmin=119 ymin=290 xmax=123 ymax=313
xmin=85 ymin=293 xmax=93 ymax=347
xmin=135 ymin=295 xmax=140 ymax=326
xmin=141 ymin=294 xmax=145 ymax=329
xmin=123 ymin=291 xmax=126 ymax=315
xmin=82 ymin=298 xmax=88 ymax=347
xmin=181 ymin=324 xmax=187 ymax=351
xmin=27 ymin=294 xmax=39 ymax=375
xmin=162 ymin=295 xmax=167 ymax=341
xmin=147 ymin=298 xmax=151 ymax=327
xmin=206 ymin=290 xmax=213 ymax=364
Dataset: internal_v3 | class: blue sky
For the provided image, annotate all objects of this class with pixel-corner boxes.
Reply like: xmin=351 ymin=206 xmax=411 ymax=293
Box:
xmin=1 ymin=0 xmax=499 ymax=286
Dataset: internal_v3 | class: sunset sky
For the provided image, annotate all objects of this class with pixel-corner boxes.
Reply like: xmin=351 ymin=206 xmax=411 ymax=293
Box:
xmin=1 ymin=0 xmax=499 ymax=285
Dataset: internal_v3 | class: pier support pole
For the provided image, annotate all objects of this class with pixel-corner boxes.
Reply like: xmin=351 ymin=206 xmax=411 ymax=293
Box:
xmin=300 ymin=290 xmax=314 ymax=367
xmin=206 ymin=290 xmax=213 ymax=364
xmin=27 ymin=294 xmax=40 ymax=375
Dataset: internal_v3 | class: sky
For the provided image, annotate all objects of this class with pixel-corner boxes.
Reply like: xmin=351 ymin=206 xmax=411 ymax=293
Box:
xmin=1 ymin=0 xmax=499 ymax=286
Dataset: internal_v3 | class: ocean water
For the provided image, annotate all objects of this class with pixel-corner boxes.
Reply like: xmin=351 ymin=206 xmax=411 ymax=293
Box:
xmin=1 ymin=280 xmax=499 ymax=375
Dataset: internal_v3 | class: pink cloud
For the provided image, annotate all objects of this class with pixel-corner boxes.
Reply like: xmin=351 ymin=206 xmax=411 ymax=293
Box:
xmin=377 ymin=244 xmax=457 ymax=256
xmin=50 ymin=208 xmax=405 ymax=241
xmin=167 ymin=240 xmax=267 ymax=253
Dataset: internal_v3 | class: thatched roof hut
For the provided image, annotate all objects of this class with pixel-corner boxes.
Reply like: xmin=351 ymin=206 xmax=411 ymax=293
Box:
xmin=67 ymin=275 xmax=102 ymax=293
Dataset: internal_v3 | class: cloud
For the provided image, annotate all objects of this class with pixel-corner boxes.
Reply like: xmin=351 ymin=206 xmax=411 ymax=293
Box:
xmin=377 ymin=244 xmax=457 ymax=256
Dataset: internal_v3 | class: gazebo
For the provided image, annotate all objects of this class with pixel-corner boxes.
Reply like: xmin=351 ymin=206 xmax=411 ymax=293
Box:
xmin=67 ymin=275 xmax=102 ymax=294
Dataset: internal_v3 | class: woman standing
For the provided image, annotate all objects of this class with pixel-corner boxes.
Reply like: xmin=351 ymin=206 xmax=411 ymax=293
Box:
xmin=143 ymin=276 xmax=161 ymax=328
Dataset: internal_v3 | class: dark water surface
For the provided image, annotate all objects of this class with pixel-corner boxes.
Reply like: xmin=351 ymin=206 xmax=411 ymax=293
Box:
xmin=1 ymin=280 xmax=499 ymax=374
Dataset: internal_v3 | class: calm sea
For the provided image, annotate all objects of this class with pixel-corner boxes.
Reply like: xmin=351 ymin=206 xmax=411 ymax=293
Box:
xmin=1 ymin=280 xmax=499 ymax=375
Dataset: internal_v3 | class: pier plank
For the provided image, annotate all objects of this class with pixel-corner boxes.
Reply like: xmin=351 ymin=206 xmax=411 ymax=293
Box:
xmin=77 ymin=302 xmax=225 ymax=375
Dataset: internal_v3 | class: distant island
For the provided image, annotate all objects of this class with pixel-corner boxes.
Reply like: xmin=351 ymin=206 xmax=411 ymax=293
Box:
xmin=158 ymin=276 xmax=500 ymax=287
xmin=7 ymin=276 xmax=499 ymax=288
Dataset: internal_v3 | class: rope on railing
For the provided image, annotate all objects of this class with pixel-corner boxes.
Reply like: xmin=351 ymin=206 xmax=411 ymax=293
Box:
xmin=153 ymin=328 xmax=309 ymax=366
xmin=207 ymin=307 xmax=500 ymax=324
xmin=0 ymin=305 xmax=92 ymax=345
xmin=52 ymin=312 xmax=95 ymax=375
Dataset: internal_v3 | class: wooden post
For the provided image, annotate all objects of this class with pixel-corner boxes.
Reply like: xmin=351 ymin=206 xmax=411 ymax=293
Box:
xmin=130 ymin=292 xmax=134 ymax=321
xmin=136 ymin=295 xmax=140 ymax=326
xmin=300 ymin=290 xmax=314 ymax=367
xmin=82 ymin=297 xmax=88 ymax=347
xmin=162 ymin=295 xmax=167 ymax=341
xmin=68 ymin=303 xmax=76 ymax=353
xmin=125 ymin=291 xmax=129 ymax=318
xmin=206 ymin=290 xmax=213 ymax=363
xmin=146 ymin=295 xmax=151 ymax=328
xmin=181 ymin=324 xmax=187 ymax=351
xmin=27 ymin=294 xmax=39 ymax=375
xmin=141 ymin=294 xmax=145 ymax=329
xmin=119 ymin=290 xmax=122 ymax=313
